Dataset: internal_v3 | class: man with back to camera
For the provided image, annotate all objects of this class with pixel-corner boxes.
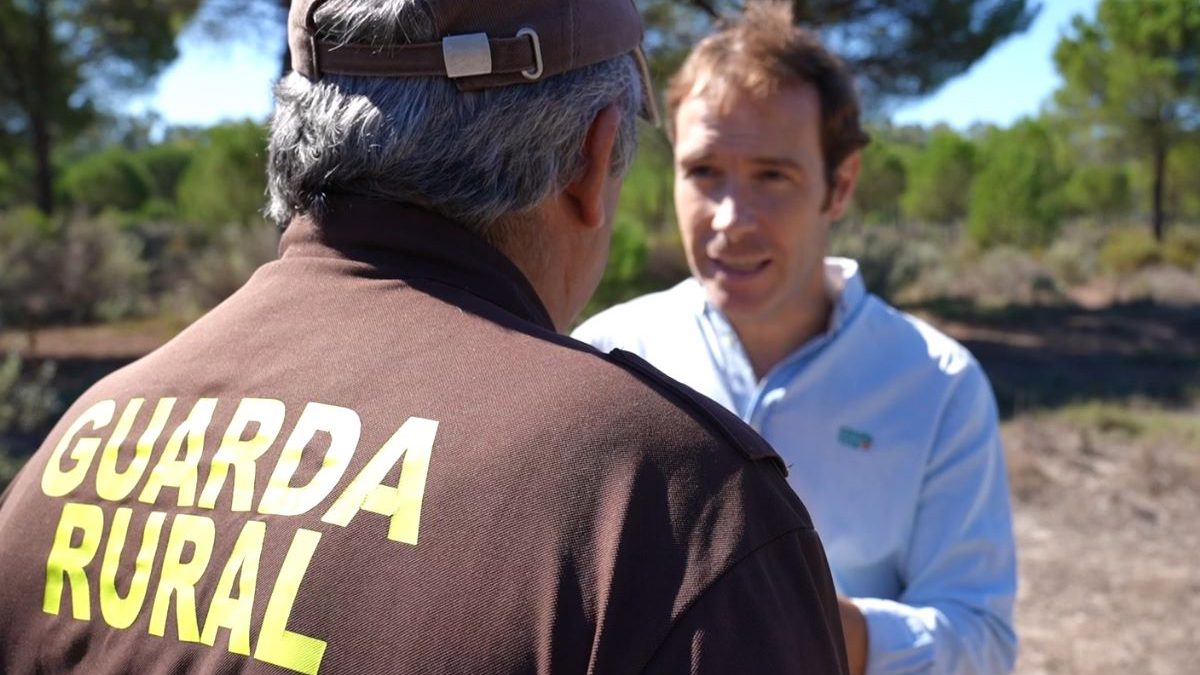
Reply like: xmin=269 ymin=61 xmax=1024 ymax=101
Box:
xmin=0 ymin=1 xmax=851 ymax=673
xmin=573 ymin=3 xmax=1018 ymax=674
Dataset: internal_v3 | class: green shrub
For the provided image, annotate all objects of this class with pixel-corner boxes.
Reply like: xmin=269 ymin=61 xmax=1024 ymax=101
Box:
xmin=1164 ymin=143 xmax=1200 ymax=222
xmin=176 ymin=121 xmax=269 ymax=228
xmin=138 ymin=197 xmax=179 ymax=221
xmin=582 ymin=212 xmax=653 ymax=318
xmin=1061 ymin=164 xmax=1132 ymax=224
xmin=853 ymin=137 xmax=908 ymax=224
xmin=1099 ymin=228 xmax=1161 ymax=274
xmin=901 ymin=130 xmax=976 ymax=225
xmin=59 ymin=148 xmax=155 ymax=213
xmin=137 ymin=143 xmax=195 ymax=204
xmin=1162 ymin=228 xmax=1200 ymax=269
xmin=0 ymin=159 xmax=14 ymax=209
xmin=0 ymin=151 xmax=36 ymax=209
xmin=0 ymin=205 xmax=54 ymax=238
xmin=617 ymin=130 xmax=676 ymax=233
xmin=577 ymin=132 xmax=680 ymax=320
xmin=968 ymin=120 xmax=1065 ymax=248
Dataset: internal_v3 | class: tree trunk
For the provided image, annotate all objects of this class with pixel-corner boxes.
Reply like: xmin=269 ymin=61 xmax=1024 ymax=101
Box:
xmin=1151 ymin=142 xmax=1166 ymax=243
xmin=31 ymin=0 xmax=53 ymax=215
xmin=31 ymin=112 xmax=53 ymax=216
xmin=24 ymin=320 xmax=38 ymax=360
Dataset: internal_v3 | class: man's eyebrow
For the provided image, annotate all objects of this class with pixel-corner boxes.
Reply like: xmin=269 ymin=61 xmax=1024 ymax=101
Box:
xmin=677 ymin=150 xmax=716 ymax=163
xmin=751 ymin=157 xmax=804 ymax=171
xmin=677 ymin=153 xmax=804 ymax=170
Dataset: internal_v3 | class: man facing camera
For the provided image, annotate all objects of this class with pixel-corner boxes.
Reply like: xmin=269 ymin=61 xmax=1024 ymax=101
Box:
xmin=574 ymin=3 xmax=1017 ymax=674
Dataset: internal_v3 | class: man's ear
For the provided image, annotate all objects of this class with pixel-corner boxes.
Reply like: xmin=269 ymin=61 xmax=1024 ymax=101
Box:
xmin=564 ymin=104 xmax=621 ymax=230
xmin=826 ymin=151 xmax=862 ymax=221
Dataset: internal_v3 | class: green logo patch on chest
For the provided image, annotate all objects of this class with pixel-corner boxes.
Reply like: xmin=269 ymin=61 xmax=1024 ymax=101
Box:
xmin=837 ymin=426 xmax=874 ymax=450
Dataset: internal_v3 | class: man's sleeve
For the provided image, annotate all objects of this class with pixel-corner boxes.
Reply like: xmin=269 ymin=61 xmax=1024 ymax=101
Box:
xmin=642 ymin=529 xmax=849 ymax=675
xmin=852 ymin=363 xmax=1018 ymax=675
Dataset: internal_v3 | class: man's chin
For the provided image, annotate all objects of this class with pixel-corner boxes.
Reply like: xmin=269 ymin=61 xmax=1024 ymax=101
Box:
xmin=702 ymin=281 xmax=770 ymax=321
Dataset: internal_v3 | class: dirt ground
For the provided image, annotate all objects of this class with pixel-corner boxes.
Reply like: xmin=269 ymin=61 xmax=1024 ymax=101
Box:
xmin=3 ymin=301 xmax=1199 ymax=673
xmin=1004 ymin=412 xmax=1200 ymax=674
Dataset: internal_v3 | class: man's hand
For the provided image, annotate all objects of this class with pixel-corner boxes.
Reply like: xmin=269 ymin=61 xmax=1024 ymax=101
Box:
xmin=838 ymin=596 xmax=868 ymax=675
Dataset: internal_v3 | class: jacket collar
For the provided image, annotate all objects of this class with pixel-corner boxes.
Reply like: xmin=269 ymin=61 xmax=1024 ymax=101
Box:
xmin=279 ymin=195 xmax=555 ymax=331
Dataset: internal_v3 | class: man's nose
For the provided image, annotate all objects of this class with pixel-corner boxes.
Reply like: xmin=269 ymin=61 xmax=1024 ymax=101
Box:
xmin=711 ymin=191 xmax=753 ymax=236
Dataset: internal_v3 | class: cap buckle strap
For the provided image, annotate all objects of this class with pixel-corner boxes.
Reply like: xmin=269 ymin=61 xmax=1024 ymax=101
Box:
xmin=441 ymin=29 xmax=541 ymax=80
xmin=442 ymin=33 xmax=493 ymax=78
xmin=304 ymin=0 xmax=326 ymax=79
xmin=517 ymin=28 xmax=543 ymax=80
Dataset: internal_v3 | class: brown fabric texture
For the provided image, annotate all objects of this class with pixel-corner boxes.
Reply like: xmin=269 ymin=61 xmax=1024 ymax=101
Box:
xmin=0 ymin=196 xmax=846 ymax=674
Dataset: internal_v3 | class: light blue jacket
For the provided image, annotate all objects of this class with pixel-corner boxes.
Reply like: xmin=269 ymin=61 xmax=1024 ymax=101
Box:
xmin=573 ymin=259 xmax=1017 ymax=675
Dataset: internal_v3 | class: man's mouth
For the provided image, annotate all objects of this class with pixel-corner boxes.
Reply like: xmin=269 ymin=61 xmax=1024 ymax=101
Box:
xmin=710 ymin=257 xmax=770 ymax=278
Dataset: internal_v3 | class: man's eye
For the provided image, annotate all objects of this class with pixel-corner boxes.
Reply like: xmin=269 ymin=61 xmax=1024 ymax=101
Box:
xmin=758 ymin=170 xmax=789 ymax=182
xmin=685 ymin=165 xmax=718 ymax=179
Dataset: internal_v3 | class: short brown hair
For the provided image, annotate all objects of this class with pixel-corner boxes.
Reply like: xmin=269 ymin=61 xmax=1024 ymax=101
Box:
xmin=666 ymin=1 xmax=870 ymax=187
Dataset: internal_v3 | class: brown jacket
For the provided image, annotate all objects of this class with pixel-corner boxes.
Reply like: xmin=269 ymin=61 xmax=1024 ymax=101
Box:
xmin=0 ymin=196 xmax=847 ymax=674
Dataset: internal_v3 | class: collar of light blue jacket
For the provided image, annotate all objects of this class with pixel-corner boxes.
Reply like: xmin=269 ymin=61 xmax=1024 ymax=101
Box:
xmin=687 ymin=257 xmax=869 ymax=421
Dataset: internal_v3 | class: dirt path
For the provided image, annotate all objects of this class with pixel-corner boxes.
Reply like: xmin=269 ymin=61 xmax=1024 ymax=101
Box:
xmin=0 ymin=318 xmax=182 ymax=360
xmin=1004 ymin=413 xmax=1200 ymax=674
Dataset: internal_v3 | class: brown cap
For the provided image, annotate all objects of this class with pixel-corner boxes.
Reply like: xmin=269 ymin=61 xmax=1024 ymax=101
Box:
xmin=288 ymin=0 xmax=659 ymax=124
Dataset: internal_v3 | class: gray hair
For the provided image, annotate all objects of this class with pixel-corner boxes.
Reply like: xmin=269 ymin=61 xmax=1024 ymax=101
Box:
xmin=266 ymin=0 xmax=643 ymax=233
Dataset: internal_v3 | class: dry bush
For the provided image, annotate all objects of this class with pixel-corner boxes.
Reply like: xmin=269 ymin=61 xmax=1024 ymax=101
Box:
xmin=864 ymin=221 xmax=1200 ymax=309
xmin=166 ymin=222 xmax=281 ymax=315
xmin=1161 ymin=227 xmax=1200 ymax=269
xmin=58 ymin=215 xmax=154 ymax=322
xmin=907 ymin=244 xmax=1067 ymax=306
xmin=830 ymin=221 xmax=944 ymax=302
xmin=1099 ymin=228 xmax=1162 ymax=274
xmin=0 ymin=352 xmax=61 ymax=492
xmin=1044 ymin=224 xmax=1105 ymax=286
xmin=0 ymin=209 xmax=152 ymax=327
xmin=1116 ymin=265 xmax=1200 ymax=305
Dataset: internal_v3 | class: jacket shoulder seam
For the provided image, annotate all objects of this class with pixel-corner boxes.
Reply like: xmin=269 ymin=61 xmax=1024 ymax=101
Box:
xmin=604 ymin=348 xmax=786 ymax=472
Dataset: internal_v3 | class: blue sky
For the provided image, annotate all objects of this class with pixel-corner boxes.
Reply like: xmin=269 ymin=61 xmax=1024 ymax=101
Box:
xmin=892 ymin=0 xmax=1099 ymax=128
xmin=127 ymin=0 xmax=1099 ymax=130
